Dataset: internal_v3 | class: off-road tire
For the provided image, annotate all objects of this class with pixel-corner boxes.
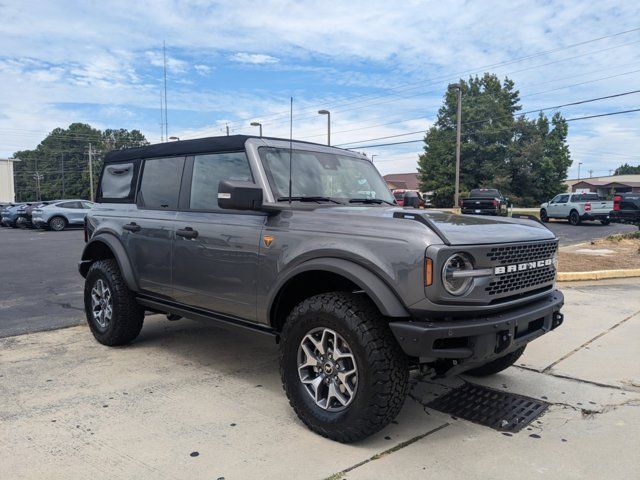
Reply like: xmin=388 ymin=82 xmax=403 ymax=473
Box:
xmin=540 ymin=209 xmax=549 ymax=223
xmin=569 ymin=210 xmax=581 ymax=226
xmin=280 ymin=292 xmax=409 ymax=443
xmin=48 ymin=216 xmax=67 ymax=231
xmin=465 ymin=346 xmax=526 ymax=377
xmin=84 ymin=259 xmax=144 ymax=346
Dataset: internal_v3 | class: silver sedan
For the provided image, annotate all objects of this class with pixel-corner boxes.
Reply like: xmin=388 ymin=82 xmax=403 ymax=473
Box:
xmin=32 ymin=200 xmax=94 ymax=231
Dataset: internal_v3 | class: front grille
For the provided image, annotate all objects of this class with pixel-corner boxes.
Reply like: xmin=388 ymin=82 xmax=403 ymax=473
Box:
xmin=485 ymin=266 xmax=556 ymax=296
xmin=487 ymin=241 xmax=557 ymax=265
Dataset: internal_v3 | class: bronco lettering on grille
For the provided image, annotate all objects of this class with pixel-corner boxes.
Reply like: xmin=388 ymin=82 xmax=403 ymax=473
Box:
xmin=494 ymin=258 xmax=552 ymax=275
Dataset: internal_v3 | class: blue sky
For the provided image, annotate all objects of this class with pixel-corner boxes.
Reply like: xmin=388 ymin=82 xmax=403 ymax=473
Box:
xmin=0 ymin=0 xmax=639 ymax=177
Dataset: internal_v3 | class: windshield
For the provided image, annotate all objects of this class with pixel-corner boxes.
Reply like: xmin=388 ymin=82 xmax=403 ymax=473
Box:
xmin=469 ymin=189 xmax=500 ymax=198
xmin=258 ymin=147 xmax=394 ymax=204
xmin=571 ymin=193 xmax=601 ymax=201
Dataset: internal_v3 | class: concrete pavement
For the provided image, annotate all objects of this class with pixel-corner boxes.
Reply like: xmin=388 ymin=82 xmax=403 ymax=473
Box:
xmin=1 ymin=279 xmax=639 ymax=479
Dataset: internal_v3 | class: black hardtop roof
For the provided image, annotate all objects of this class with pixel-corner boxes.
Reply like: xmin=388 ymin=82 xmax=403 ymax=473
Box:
xmin=103 ymin=134 xmax=329 ymax=164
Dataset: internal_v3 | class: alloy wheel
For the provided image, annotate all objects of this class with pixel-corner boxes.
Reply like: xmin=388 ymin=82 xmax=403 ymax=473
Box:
xmin=91 ymin=279 xmax=113 ymax=329
xmin=297 ymin=327 xmax=358 ymax=412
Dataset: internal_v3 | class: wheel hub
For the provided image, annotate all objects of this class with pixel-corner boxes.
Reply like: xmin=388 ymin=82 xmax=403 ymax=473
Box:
xmin=297 ymin=327 xmax=358 ymax=412
xmin=91 ymin=279 xmax=113 ymax=329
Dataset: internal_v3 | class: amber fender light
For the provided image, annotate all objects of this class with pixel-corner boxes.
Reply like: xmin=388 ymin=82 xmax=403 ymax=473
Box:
xmin=425 ymin=258 xmax=433 ymax=286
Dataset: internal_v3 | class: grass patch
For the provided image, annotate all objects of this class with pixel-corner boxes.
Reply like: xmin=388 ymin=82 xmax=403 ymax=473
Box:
xmin=605 ymin=231 xmax=640 ymax=242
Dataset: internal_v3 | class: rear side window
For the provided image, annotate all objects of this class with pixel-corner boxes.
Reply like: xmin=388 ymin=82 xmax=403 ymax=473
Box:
xmin=99 ymin=161 xmax=139 ymax=202
xmin=138 ymin=157 xmax=185 ymax=209
xmin=572 ymin=193 xmax=600 ymax=201
xmin=189 ymin=152 xmax=253 ymax=210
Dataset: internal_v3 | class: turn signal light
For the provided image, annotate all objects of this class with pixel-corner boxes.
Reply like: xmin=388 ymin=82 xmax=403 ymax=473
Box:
xmin=425 ymin=258 xmax=433 ymax=286
xmin=584 ymin=201 xmax=591 ymax=212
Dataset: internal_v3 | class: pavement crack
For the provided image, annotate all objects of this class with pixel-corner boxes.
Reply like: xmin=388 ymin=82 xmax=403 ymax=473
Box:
xmin=323 ymin=423 xmax=450 ymax=480
xmin=541 ymin=309 xmax=640 ymax=374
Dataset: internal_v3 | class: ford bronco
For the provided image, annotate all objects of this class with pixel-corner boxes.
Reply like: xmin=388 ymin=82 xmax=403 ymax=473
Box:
xmin=79 ymin=135 xmax=564 ymax=442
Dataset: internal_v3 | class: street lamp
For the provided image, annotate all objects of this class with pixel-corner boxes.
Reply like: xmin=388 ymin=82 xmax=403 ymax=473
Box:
xmin=578 ymin=162 xmax=583 ymax=179
xmin=448 ymin=83 xmax=462 ymax=208
xmin=318 ymin=109 xmax=331 ymax=146
xmin=250 ymin=122 xmax=263 ymax=137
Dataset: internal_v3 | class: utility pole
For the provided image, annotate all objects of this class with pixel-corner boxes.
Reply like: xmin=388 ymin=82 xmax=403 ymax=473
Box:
xmin=33 ymin=157 xmax=43 ymax=201
xmin=163 ymin=40 xmax=168 ymax=140
xmin=226 ymin=123 xmax=230 ymax=136
xmin=448 ymin=83 xmax=462 ymax=208
xmin=578 ymin=162 xmax=583 ymax=180
xmin=61 ymin=154 xmax=65 ymax=198
xmin=88 ymin=143 xmax=95 ymax=201
xmin=160 ymin=93 xmax=164 ymax=142
xmin=588 ymin=169 xmax=593 ymax=178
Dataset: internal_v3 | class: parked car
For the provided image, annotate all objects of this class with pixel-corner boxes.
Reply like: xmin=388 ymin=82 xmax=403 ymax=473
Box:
xmin=1 ymin=203 xmax=21 ymax=227
xmin=460 ymin=188 xmax=508 ymax=216
xmin=540 ymin=193 xmax=613 ymax=226
xmin=79 ymin=135 xmax=564 ymax=443
xmin=610 ymin=193 xmax=640 ymax=228
xmin=32 ymin=200 xmax=94 ymax=231
xmin=15 ymin=201 xmax=56 ymax=228
xmin=393 ymin=190 xmax=425 ymax=208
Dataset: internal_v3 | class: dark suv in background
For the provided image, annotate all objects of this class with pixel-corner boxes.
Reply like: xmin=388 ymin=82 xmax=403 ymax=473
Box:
xmin=79 ymin=135 xmax=564 ymax=442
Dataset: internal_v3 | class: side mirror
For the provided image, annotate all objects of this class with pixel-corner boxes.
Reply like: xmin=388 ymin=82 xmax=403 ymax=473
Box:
xmin=218 ymin=180 xmax=263 ymax=211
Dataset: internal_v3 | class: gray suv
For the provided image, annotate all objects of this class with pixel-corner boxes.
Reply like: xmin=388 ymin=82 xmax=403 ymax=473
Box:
xmin=80 ymin=135 xmax=564 ymax=442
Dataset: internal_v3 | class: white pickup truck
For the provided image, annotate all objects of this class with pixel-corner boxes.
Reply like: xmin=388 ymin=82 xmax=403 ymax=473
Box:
xmin=540 ymin=193 xmax=613 ymax=226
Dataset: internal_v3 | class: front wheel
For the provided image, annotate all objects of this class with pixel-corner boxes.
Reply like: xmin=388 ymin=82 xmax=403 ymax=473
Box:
xmin=48 ymin=216 xmax=67 ymax=231
xmin=280 ymin=292 xmax=409 ymax=443
xmin=84 ymin=259 xmax=144 ymax=346
xmin=600 ymin=218 xmax=611 ymax=226
xmin=540 ymin=209 xmax=549 ymax=223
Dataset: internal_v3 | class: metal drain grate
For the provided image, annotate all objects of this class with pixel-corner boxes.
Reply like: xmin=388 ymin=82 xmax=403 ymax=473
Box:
xmin=427 ymin=383 xmax=548 ymax=432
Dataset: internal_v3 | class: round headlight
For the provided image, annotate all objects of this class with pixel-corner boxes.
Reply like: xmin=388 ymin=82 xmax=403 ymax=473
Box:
xmin=442 ymin=253 xmax=474 ymax=296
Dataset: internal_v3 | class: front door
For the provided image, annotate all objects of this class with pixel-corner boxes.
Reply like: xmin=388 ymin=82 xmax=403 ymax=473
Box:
xmin=123 ymin=155 xmax=185 ymax=298
xmin=172 ymin=152 xmax=264 ymax=321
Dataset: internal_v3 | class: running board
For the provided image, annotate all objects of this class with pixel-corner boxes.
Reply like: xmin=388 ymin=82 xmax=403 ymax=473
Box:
xmin=136 ymin=296 xmax=277 ymax=337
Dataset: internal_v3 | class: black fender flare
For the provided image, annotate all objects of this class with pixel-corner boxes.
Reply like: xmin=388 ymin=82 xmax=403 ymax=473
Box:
xmin=266 ymin=257 xmax=410 ymax=320
xmin=78 ymin=233 xmax=138 ymax=291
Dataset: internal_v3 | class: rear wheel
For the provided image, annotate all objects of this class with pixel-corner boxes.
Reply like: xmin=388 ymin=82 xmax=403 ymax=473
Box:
xmin=465 ymin=347 xmax=526 ymax=377
xmin=540 ymin=209 xmax=549 ymax=223
xmin=49 ymin=216 xmax=67 ymax=231
xmin=569 ymin=210 xmax=581 ymax=226
xmin=84 ymin=259 xmax=144 ymax=346
xmin=280 ymin=292 xmax=409 ymax=442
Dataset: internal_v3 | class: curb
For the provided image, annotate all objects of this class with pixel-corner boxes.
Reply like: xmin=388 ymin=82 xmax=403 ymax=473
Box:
xmin=558 ymin=269 xmax=640 ymax=282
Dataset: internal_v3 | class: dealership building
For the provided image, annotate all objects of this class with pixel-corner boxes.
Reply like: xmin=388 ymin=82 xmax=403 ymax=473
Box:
xmin=0 ymin=158 xmax=17 ymax=203
xmin=566 ymin=174 xmax=640 ymax=196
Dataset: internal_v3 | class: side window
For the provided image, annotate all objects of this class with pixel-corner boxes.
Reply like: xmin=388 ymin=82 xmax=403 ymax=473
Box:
xmin=100 ymin=161 xmax=138 ymax=201
xmin=138 ymin=157 xmax=185 ymax=209
xmin=81 ymin=202 xmax=93 ymax=209
xmin=59 ymin=201 xmax=79 ymax=209
xmin=189 ymin=152 xmax=253 ymax=210
xmin=550 ymin=195 xmax=560 ymax=203
xmin=558 ymin=195 xmax=569 ymax=204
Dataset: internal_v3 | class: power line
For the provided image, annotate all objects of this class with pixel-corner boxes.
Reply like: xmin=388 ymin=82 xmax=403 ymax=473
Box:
xmin=342 ymin=108 xmax=640 ymax=149
xmin=222 ymin=28 xmax=640 ymax=130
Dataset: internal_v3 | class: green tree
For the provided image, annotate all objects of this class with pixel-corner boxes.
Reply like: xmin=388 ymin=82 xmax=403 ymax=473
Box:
xmin=614 ymin=163 xmax=640 ymax=175
xmin=418 ymin=74 xmax=572 ymax=207
xmin=13 ymin=124 xmax=148 ymax=201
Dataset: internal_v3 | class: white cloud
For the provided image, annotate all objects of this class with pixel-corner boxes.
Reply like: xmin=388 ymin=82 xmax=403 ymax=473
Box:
xmin=194 ymin=64 xmax=212 ymax=75
xmin=230 ymin=52 xmax=279 ymax=65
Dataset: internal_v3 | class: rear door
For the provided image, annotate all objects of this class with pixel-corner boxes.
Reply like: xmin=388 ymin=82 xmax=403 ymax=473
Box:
xmin=124 ymin=156 xmax=185 ymax=298
xmin=171 ymin=152 xmax=264 ymax=321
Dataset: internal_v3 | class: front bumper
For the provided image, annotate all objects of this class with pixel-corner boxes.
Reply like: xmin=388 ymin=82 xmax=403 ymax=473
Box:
xmin=389 ymin=290 xmax=564 ymax=373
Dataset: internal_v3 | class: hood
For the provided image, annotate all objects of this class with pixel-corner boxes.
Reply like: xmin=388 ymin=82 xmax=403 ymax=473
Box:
xmin=321 ymin=207 xmax=555 ymax=246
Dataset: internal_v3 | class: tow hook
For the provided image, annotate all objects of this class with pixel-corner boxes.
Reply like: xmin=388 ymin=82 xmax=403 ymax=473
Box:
xmin=551 ymin=312 xmax=564 ymax=330
xmin=495 ymin=330 xmax=512 ymax=354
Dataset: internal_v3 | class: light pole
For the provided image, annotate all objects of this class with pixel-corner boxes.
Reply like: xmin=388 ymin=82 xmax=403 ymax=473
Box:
xmin=578 ymin=162 xmax=583 ymax=179
xmin=318 ymin=110 xmax=330 ymax=146
xmin=250 ymin=122 xmax=263 ymax=137
xmin=448 ymin=83 xmax=462 ymax=208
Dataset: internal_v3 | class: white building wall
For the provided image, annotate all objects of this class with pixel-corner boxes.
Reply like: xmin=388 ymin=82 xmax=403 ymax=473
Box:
xmin=0 ymin=159 xmax=16 ymax=202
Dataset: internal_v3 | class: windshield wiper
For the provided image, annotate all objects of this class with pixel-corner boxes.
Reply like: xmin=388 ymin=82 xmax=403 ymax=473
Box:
xmin=348 ymin=198 xmax=395 ymax=206
xmin=277 ymin=196 xmax=343 ymax=204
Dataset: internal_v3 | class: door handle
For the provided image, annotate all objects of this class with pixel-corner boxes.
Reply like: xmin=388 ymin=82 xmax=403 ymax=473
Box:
xmin=123 ymin=222 xmax=141 ymax=232
xmin=176 ymin=227 xmax=199 ymax=239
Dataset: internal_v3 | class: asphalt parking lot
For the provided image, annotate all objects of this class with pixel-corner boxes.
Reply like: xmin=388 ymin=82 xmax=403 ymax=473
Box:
xmin=544 ymin=219 xmax=636 ymax=245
